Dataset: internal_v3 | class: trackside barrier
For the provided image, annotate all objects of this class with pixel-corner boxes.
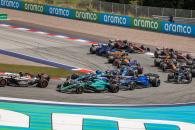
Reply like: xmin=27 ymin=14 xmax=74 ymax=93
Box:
xmin=0 ymin=13 xmax=7 ymax=20
xmin=0 ymin=0 xmax=22 ymax=10
xmin=23 ymin=2 xmax=45 ymax=14
xmin=45 ymin=5 xmax=73 ymax=19
xmin=132 ymin=17 xmax=161 ymax=31
xmin=162 ymin=22 xmax=195 ymax=37
xmin=72 ymin=10 xmax=100 ymax=22
xmin=0 ymin=0 xmax=195 ymax=37
xmin=100 ymin=13 xmax=131 ymax=27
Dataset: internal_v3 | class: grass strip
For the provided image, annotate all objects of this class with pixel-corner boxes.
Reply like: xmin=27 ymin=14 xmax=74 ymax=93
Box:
xmin=0 ymin=63 xmax=81 ymax=78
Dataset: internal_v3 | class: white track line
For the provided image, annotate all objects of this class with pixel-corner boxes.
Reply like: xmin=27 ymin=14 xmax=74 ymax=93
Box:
xmin=0 ymin=97 xmax=194 ymax=107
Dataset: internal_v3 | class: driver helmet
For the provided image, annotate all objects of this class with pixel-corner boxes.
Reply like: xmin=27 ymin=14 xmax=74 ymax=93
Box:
xmin=19 ymin=72 xmax=23 ymax=77
xmin=96 ymin=70 xmax=102 ymax=75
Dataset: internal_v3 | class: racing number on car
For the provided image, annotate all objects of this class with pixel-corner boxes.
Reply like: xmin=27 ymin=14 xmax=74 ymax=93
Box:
xmin=0 ymin=110 xmax=195 ymax=130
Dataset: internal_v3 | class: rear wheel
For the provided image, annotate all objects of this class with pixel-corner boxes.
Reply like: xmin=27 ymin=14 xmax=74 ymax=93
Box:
xmin=109 ymin=84 xmax=119 ymax=93
xmin=151 ymin=78 xmax=160 ymax=87
xmin=128 ymin=82 xmax=136 ymax=90
xmin=191 ymin=69 xmax=195 ymax=77
xmin=0 ymin=78 xmax=7 ymax=87
xmin=167 ymin=73 xmax=174 ymax=82
xmin=75 ymin=86 xmax=84 ymax=94
xmin=37 ymin=79 xmax=48 ymax=88
xmin=154 ymin=51 xmax=159 ymax=58
xmin=154 ymin=59 xmax=159 ymax=67
xmin=186 ymin=73 xmax=192 ymax=83
xmin=162 ymin=63 xmax=167 ymax=72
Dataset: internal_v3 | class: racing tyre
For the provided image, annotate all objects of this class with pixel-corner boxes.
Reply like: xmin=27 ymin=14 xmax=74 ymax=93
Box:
xmin=109 ymin=84 xmax=119 ymax=93
xmin=71 ymin=74 xmax=79 ymax=80
xmin=137 ymin=67 xmax=143 ymax=74
xmin=90 ymin=47 xmax=96 ymax=54
xmin=154 ymin=59 xmax=159 ymax=67
xmin=167 ymin=73 xmax=174 ymax=82
xmin=191 ymin=69 xmax=195 ymax=77
xmin=151 ymin=78 xmax=160 ymax=87
xmin=37 ymin=79 xmax=48 ymax=88
xmin=108 ymin=56 xmax=115 ymax=63
xmin=75 ymin=86 xmax=84 ymax=94
xmin=0 ymin=78 xmax=7 ymax=87
xmin=146 ymin=48 xmax=150 ymax=52
xmin=154 ymin=51 xmax=159 ymax=58
xmin=128 ymin=82 xmax=136 ymax=90
xmin=56 ymin=84 xmax=62 ymax=92
xmin=186 ymin=73 xmax=192 ymax=84
xmin=162 ymin=63 xmax=167 ymax=72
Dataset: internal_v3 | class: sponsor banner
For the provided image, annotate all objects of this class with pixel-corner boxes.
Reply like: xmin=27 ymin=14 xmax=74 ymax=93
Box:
xmin=132 ymin=17 xmax=161 ymax=31
xmin=0 ymin=13 xmax=7 ymax=20
xmin=23 ymin=2 xmax=45 ymax=14
xmin=0 ymin=0 xmax=22 ymax=10
xmin=73 ymin=10 xmax=99 ymax=22
xmin=45 ymin=5 xmax=73 ymax=18
xmin=100 ymin=13 xmax=131 ymax=27
xmin=0 ymin=99 xmax=195 ymax=129
xmin=162 ymin=22 xmax=195 ymax=37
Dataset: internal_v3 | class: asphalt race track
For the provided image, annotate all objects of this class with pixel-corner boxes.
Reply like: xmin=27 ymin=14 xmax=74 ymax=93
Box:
xmin=0 ymin=24 xmax=195 ymax=104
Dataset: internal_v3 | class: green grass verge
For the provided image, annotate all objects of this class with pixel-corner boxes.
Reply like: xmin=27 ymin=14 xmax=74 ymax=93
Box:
xmin=0 ymin=63 xmax=80 ymax=78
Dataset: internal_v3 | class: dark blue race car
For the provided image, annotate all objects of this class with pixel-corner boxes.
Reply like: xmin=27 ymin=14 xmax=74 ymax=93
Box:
xmin=114 ymin=73 xmax=160 ymax=91
xmin=90 ymin=43 xmax=118 ymax=57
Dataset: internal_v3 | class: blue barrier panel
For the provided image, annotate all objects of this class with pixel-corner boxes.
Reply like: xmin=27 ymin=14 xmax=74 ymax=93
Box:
xmin=100 ymin=13 xmax=131 ymax=27
xmin=0 ymin=0 xmax=22 ymax=10
xmin=162 ymin=22 xmax=195 ymax=37
xmin=45 ymin=5 xmax=73 ymax=18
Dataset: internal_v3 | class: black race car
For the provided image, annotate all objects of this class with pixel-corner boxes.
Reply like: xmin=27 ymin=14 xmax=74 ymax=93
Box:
xmin=0 ymin=72 xmax=50 ymax=88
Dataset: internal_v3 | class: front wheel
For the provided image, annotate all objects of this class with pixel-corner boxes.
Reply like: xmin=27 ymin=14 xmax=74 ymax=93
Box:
xmin=0 ymin=78 xmax=7 ymax=87
xmin=75 ymin=86 xmax=84 ymax=94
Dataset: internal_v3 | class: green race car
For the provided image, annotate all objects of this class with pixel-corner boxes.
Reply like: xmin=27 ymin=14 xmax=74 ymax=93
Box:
xmin=56 ymin=74 xmax=119 ymax=94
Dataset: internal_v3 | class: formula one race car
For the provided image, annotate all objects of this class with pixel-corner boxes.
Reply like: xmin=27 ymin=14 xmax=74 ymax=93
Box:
xmin=90 ymin=43 xmax=117 ymax=57
xmin=127 ymin=43 xmax=150 ymax=54
xmin=56 ymin=74 xmax=119 ymax=94
xmin=0 ymin=72 xmax=50 ymax=88
xmin=154 ymin=58 xmax=178 ymax=72
xmin=113 ymin=73 xmax=160 ymax=91
xmin=108 ymin=51 xmax=129 ymax=64
xmin=110 ymin=40 xmax=150 ymax=53
xmin=167 ymin=66 xmax=192 ymax=84
xmin=119 ymin=63 xmax=143 ymax=76
xmin=154 ymin=48 xmax=177 ymax=58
